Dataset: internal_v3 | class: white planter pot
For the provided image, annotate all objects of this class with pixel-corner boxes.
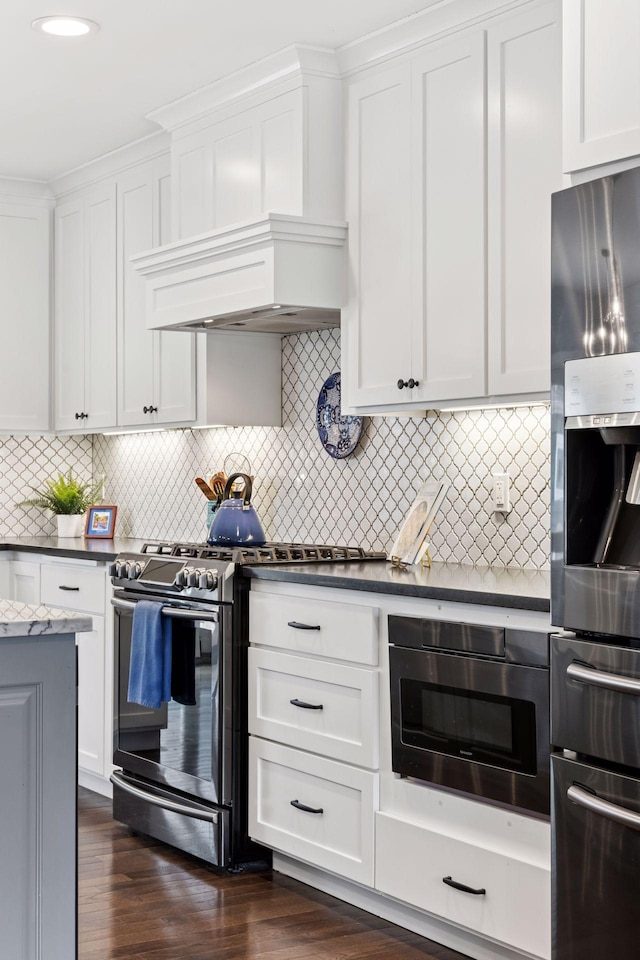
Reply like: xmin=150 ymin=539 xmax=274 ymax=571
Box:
xmin=56 ymin=514 xmax=85 ymax=538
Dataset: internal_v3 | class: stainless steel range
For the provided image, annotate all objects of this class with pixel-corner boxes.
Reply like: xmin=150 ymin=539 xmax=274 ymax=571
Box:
xmin=110 ymin=541 xmax=382 ymax=871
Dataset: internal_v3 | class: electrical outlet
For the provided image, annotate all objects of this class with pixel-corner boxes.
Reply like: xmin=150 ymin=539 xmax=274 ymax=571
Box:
xmin=492 ymin=472 xmax=511 ymax=513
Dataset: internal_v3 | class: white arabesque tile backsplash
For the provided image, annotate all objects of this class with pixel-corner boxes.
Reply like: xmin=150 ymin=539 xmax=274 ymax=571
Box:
xmin=92 ymin=330 xmax=551 ymax=569
xmin=0 ymin=435 xmax=93 ymax=536
xmin=0 ymin=331 xmax=550 ymax=567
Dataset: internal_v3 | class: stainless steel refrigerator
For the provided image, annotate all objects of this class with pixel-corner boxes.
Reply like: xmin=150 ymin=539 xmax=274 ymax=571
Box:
xmin=551 ymin=168 xmax=640 ymax=959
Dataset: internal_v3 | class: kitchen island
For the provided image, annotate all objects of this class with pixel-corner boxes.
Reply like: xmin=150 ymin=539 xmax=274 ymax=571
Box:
xmin=0 ymin=601 xmax=92 ymax=960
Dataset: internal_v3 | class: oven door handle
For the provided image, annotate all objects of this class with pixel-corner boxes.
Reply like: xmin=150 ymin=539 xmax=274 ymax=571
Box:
xmin=568 ymin=784 xmax=640 ymax=831
xmin=567 ymin=661 xmax=640 ymax=696
xmin=110 ymin=772 xmax=219 ymax=824
xmin=110 ymin=597 xmax=219 ymax=623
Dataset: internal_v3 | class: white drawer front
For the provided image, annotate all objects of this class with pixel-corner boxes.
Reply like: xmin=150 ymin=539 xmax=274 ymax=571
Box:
xmin=250 ymin=592 xmax=378 ymax=665
xmin=375 ymin=812 xmax=550 ymax=959
xmin=249 ymin=648 xmax=378 ymax=768
xmin=249 ymin=738 xmax=377 ymax=886
xmin=41 ymin=562 xmax=106 ymax=614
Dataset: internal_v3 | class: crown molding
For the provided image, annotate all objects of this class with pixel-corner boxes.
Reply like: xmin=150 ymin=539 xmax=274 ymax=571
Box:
xmin=337 ymin=0 xmax=535 ymax=75
xmin=0 ymin=178 xmax=54 ymax=205
xmin=50 ymin=131 xmax=170 ymax=199
xmin=148 ymin=44 xmax=340 ymax=133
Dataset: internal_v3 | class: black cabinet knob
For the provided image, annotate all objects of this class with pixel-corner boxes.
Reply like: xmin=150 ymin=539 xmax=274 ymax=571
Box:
xmin=397 ymin=378 xmax=419 ymax=390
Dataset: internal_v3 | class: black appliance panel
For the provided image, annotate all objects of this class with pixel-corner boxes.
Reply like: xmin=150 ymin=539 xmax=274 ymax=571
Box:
xmin=389 ymin=639 xmax=550 ymax=815
xmin=552 ymin=755 xmax=640 ymax=960
xmin=551 ymin=632 xmax=640 ymax=769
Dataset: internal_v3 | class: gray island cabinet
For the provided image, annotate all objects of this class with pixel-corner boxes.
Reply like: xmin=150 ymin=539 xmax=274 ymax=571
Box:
xmin=0 ymin=601 xmax=92 ymax=960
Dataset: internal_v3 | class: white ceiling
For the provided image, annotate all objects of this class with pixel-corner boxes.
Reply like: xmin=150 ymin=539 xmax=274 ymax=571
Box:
xmin=1 ymin=0 xmax=438 ymax=182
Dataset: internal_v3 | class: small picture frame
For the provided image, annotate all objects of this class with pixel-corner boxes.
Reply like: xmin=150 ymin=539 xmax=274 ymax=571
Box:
xmin=85 ymin=505 xmax=118 ymax=539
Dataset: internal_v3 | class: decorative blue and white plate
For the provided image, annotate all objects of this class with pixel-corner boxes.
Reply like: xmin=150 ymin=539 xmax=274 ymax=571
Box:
xmin=316 ymin=372 xmax=363 ymax=459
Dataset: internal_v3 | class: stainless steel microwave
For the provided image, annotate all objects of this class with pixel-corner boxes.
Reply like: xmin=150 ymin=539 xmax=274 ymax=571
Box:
xmin=389 ymin=616 xmax=550 ymax=815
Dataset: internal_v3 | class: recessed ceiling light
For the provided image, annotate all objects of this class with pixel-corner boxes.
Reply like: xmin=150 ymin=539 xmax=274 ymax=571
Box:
xmin=32 ymin=16 xmax=100 ymax=38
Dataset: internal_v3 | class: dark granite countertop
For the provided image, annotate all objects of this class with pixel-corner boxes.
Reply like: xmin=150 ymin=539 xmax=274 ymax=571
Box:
xmin=244 ymin=559 xmax=550 ymax=612
xmin=0 ymin=536 xmax=154 ymax=562
xmin=0 ymin=539 xmax=551 ymax=611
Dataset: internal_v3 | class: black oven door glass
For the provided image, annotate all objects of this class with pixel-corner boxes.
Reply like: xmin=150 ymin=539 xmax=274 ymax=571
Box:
xmin=115 ymin=604 xmax=222 ymax=803
xmin=399 ymin=678 xmax=537 ymax=774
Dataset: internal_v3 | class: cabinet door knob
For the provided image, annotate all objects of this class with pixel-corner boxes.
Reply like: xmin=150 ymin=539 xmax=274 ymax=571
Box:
xmin=397 ymin=379 xmax=419 ymax=390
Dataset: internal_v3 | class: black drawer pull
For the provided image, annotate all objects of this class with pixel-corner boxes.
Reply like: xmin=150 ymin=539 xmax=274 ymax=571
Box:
xmin=58 ymin=585 xmax=80 ymax=591
xmin=290 ymin=799 xmax=323 ymax=815
xmin=442 ymin=876 xmax=486 ymax=896
xmin=287 ymin=621 xmax=321 ymax=631
xmin=290 ymin=698 xmax=324 ymax=710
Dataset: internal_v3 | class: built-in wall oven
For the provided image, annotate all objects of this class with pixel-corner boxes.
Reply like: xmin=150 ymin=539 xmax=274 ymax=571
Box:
xmin=389 ymin=616 xmax=550 ymax=815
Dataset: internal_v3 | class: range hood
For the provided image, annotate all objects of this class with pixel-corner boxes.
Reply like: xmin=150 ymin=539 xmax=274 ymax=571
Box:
xmin=131 ymin=214 xmax=347 ymax=334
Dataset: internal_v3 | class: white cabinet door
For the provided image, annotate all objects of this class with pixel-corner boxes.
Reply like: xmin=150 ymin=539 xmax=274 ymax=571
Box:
xmin=77 ymin=615 xmax=105 ymax=775
xmin=84 ymin=183 xmax=117 ymax=430
xmin=411 ymin=33 xmax=486 ymax=405
xmin=343 ymin=64 xmax=413 ymax=408
xmin=487 ymin=1 xmax=562 ymax=396
xmin=0 ymin=202 xmax=50 ymax=433
xmin=118 ymin=157 xmax=195 ymax=427
xmin=117 ymin=164 xmax=156 ymax=427
xmin=563 ymin=0 xmax=640 ymax=172
xmin=10 ymin=561 xmax=41 ymax=604
xmin=55 ymin=184 xmax=117 ymax=432
xmin=54 ymin=198 xmax=86 ymax=429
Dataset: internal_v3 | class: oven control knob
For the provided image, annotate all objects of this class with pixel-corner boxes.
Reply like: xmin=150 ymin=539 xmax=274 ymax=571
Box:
xmin=116 ymin=560 xmax=129 ymax=579
xmin=186 ymin=568 xmax=200 ymax=587
xmin=199 ymin=570 xmax=217 ymax=590
xmin=128 ymin=562 xmax=142 ymax=580
xmin=108 ymin=561 xmax=118 ymax=578
xmin=174 ymin=568 xmax=187 ymax=588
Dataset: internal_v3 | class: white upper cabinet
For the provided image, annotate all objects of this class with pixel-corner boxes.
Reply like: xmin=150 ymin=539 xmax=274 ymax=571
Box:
xmin=54 ymin=183 xmax=117 ymax=432
xmin=563 ymin=0 xmax=640 ymax=172
xmin=343 ymin=65 xmax=413 ymax=408
xmin=487 ymin=1 xmax=562 ymax=395
xmin=342 ymin=0 xmax=562 ymax=412
xmin=117 ymin=157 xmax=196 ymax=428
xmin=411 ymin=33 xmax=486 ymax=405
xmin=0 ymin=200 xmax=51 ymax=433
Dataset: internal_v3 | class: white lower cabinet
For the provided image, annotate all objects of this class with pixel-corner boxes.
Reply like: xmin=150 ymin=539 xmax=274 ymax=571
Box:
xmin=77 ymin=615 xmax=106 ymax=776
xmin=249 ymin=581 xmax=551 ymax=960
xmin=249 ymin=738 xmax=376 ymax=886
xmin=9 ymin=560 xmax=41 ymax=604
xmin=249 ymin=647 xmax=379 ymax=767
xmin=376 ymin=811 xmax=550 ymax=959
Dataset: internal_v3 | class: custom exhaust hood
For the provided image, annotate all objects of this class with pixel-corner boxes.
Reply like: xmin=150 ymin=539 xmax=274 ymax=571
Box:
xmin=131 ymin=213 xmax=347 ymax=334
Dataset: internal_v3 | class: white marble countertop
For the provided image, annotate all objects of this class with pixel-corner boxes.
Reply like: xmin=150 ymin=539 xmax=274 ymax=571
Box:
xmin=0 ymin=600 xmax=93 ymax=638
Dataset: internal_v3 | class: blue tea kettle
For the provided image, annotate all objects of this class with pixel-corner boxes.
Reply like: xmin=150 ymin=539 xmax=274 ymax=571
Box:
xmin=207 ymin=473 xmax=266 ymax=546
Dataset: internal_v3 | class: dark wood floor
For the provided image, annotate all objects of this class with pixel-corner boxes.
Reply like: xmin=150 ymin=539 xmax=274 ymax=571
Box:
xmin=78 ymin=787 xmax=470 ymax=960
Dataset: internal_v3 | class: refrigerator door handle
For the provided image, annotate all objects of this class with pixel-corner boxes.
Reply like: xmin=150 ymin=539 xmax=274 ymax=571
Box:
xmin=568 ymin=784 xmax=640 ymax=831
xmin=567 ymin=661 xmax=640 ymax=696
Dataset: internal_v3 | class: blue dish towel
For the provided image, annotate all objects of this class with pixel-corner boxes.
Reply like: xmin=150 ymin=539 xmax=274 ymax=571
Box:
xmin=127 ymin=601 xmax=172 ymax=709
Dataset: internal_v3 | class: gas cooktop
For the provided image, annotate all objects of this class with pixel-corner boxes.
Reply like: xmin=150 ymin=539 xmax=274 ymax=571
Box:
xmin=139 ymin=541 xmax=386 ymax=564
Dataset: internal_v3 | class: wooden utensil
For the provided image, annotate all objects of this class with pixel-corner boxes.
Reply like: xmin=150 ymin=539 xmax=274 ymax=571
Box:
xmin=209 ymin=472 xmax=227 ymax=499
xmin=195 ymin=477 xmax=216 ymax=500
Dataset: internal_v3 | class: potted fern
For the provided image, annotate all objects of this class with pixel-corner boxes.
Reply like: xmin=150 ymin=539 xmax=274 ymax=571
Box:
xmin=17 ymin=470 xmax=105 ymax=538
